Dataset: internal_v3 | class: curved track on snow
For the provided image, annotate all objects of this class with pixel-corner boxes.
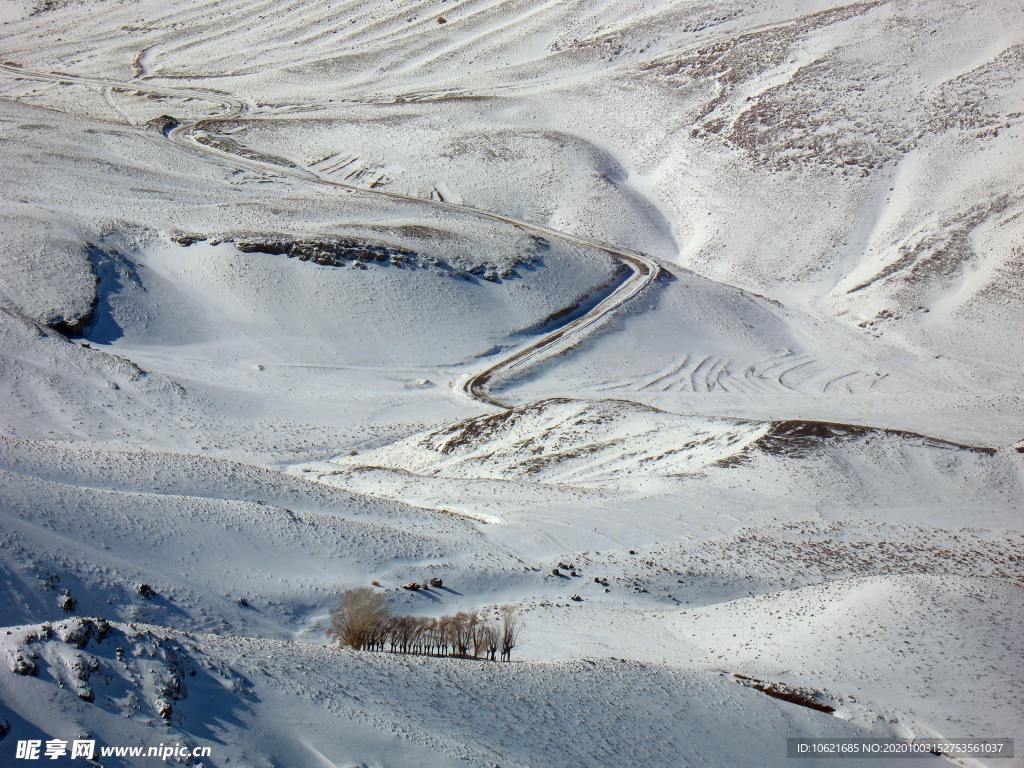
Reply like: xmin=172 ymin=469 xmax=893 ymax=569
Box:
xmin=0 ymin=62 xmax=660 ymax=409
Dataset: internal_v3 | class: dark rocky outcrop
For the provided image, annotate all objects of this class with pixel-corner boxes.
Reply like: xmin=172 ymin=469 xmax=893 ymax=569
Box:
xmin=761 ymin=419 xmax=998 ymax=458
xmin=9 ymin=652 xmax=37 ymax=676
xmin=733 ymin=673 xmax=836 ymax=714
xmin=145 ymin=114 xmax=180 ymax=136
xmin=165 ymin=232 xmax=544 ymax=283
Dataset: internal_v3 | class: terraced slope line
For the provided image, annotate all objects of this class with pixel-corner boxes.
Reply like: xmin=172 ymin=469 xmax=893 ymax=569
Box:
xmin=0 ymin=62 xmax=660 ymax=410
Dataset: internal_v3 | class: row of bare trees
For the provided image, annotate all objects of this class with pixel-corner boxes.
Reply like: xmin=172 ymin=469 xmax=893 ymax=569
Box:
xmin=328 ymin=588 xmax=521 ymax=661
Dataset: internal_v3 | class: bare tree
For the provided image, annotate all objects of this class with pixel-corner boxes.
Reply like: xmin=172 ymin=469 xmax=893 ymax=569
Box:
xmin=400 ymin=616 xmax=417 ymax=654
xmin=481 ymin=621 xmax=500 ymax=661
xmin=500 ymin=606 xmax=521 ymax=662
xmin=422 ymin=617 xmax=437 ymax=655
xmin=387 ymin=616 xmax=405 ymax=653
xmin=327 ymin=588 xmax=391 ymax=650
xmin=407 ymin=617 xmax=422 ymax=654
xmin=327 ymin=592 xmax=522 ymax=661
xmin=469 ymin=611 xmax=485 ymax=659
xmin=452 ymin=612 xmax=473 ymax=658
xmin=437 ymin=615 xmax=452 ymax=656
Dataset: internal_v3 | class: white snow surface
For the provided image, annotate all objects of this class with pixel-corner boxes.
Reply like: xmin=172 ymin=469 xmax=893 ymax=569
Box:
xmin=0 ymin=0 xmax=1022 ymax=766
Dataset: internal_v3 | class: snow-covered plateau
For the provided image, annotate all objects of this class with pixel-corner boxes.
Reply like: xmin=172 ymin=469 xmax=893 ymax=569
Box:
xmin=0 ymin=0 xmax=1022 ymax=766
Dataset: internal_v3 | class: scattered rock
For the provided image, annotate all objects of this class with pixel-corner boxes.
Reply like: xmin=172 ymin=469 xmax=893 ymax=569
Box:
xmin=48 ymin=311 xmax=94 ymax=337
xmin=156 ymin=698 xmax=173 ymax=720
xmin=159 ymin=670 xmax=184 ymax=701
xmin=437 ymin=15 xmax=446 ymax=24
xmin=10 ymin=652 xmax=36 ymax=676
xmin=429 ymin=577 xmax=443 ymax=588
xmin=550 ymin=568 xmax=561 ymax=577
xmin=137 ymin=583 xmax=156 ymax=599
xmin=93 ymin=619 xmax=112 ymax=642
xmin=52 ymin=618 xmax=110 ymax=647
xmin=234 ymin=236 xmax=418 ymax=269
xmin=146 ymin=114 xmax=180 ymax=135
xmin=570 ymin=594 xmax=583 ymax=602
xmin=56 ymin=619 xmax=89 ymax=646
xmin=402 ymin=582 xmax=421 ymax=591
xmin=237 ymin=597 xmax=249 ymax=607
xmin=170 ymin=233 xmax=205 ymax=247
xmin=733 ymin=673 xmax=836 ymax=714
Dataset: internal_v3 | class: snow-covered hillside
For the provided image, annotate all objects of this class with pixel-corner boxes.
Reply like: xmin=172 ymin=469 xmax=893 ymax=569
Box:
xmin=0 ymin=0 xmax=1021 ymax=765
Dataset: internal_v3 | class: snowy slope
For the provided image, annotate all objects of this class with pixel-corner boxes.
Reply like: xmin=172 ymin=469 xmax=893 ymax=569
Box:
xmin=666 ymin=575 xmax=1024 ymax=744
xmin=1 ymin=0 xmax=1022 ymax=765
xmin=0 ymin=617 xmax=941 ymax=768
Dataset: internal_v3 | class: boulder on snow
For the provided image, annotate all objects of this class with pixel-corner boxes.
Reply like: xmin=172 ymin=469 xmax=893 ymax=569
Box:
xmin=59 ymin=594 xmax=77 ymax=613
xmin=402 ymin=582 xmax=421 ymax=591
xmin=429 ymin=577 xmax=443 ymax=588
xmin=9 ymin=652 xmax=36 ymax=676
xmin=146 ymin=114 xmax=180 ymax=135
xmin=55 ymin=618 xmax=110 ymax=647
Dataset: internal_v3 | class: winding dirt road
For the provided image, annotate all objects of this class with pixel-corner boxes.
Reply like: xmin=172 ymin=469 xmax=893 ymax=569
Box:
xmin=0 ymin=62 xmax=659 ymax=409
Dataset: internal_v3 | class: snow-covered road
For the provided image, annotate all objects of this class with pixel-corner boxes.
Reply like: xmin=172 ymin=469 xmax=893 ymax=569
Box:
xmin=0 ymin=60 xmax=660 ymax=409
